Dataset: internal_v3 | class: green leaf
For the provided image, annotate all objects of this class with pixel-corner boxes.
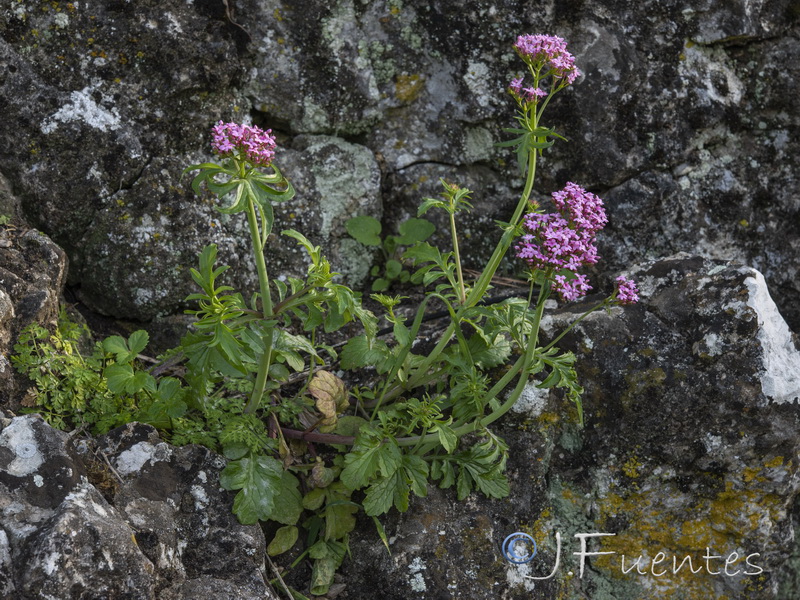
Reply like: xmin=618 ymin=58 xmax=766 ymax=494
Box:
xmin=403 ymin=454 xmax=429 ymax=498
xmin=340 ymin=335 xmax=390 ymax=370
xmin=396 ymin=218 xmax=436 ymax=244
xmin=363 ymin=470 xmax=404 ymax=515
xmin=371 ymin=278 xmax=390 ymax=292
xmin=216 ymin=179 xmax=249 ymax=214
xmin=324 ymin=499 xmax=359 ymax=540
xmin=467 ymin=333 xmax=512 ymax=369
xmin=334 ymin=416 xmax=368 ymax=438
xmin=271 ymin=470 xmax=303 ymax=526
xmin=340 ymin=432 xmax=400 ymax=490
xmin=433 ymin=424 xmax=458 ymax=454
xmin=219 ymin=455 xmax=284 ymax=525
xmin=385 ymin=259 xmax=403 ymax=280
xmin=303 ymin=487 xmax=327 ymax=511
xmin=102 ymin=336 xmax=130 ymax=362
xmin=417 ymin=197 xmax=448 ymax=217
xmin=267 ymin=526 xmax=298 ymax=556
xmin=346 ymin=215 xmax=382 ymax=246
xmin=105 ymin=364 xmax=134 ymax=394
xmin=371 ymin=516 xmax=391 ymax=555
xmin=222 ymin=441 xmax=251 ymax=461
xmin=308 ymin=540 xmax=348 ymax=595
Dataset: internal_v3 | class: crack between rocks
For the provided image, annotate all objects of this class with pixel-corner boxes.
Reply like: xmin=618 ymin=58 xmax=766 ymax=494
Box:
xmin=394 ymin=158 xmax=463 ymax=174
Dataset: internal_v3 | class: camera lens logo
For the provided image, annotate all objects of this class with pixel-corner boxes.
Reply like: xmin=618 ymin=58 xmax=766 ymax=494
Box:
xmin=502 ymin=532 xmax=538 ymax=564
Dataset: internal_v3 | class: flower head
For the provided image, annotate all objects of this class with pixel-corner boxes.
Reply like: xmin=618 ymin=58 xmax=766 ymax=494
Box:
xmin=614 ymin=276 xmax=639 ymax=305
xmin=515 ymin=183 xmax=606 ymax=302
xmin=513 ymin=34 xmax=581 ymax=83
xmin=211 ymin=121 xmax=277 ymax=168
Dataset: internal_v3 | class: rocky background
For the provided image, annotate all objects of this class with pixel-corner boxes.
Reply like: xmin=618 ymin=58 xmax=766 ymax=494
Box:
xmin=1 ymin=0 xmax=799 ymax=599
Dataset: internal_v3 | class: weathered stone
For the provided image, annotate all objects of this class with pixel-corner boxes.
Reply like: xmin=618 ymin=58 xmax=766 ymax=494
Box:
xmin=336 ymin=257 xmax=800 ymax=599
xmin=2 ymin=0 xmax=798 ymax=328
xmin=0 ymin=415 xmax=279 ymax=599
xmin=19 ymin=480 xmax=156 ymax=599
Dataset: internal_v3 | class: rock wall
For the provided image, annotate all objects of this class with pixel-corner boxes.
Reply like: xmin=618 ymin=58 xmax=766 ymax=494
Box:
xmin=0 ymin=1 xmax=797 ymax=328
xmin=2 ymin=2 xmax=800 ymax=599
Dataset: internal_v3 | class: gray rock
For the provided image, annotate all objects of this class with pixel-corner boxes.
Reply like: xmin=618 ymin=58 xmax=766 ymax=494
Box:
xmin=337 ymin=257 xmax=800 ymax=599
xmin=2 ymin=0 xmax=799 ymax=328
xmin=0 ymin=415 xmax=278 ymax=600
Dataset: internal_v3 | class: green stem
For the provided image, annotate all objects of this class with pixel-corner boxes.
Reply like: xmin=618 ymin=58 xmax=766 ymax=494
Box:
xmin=400 ymin=282 xmax=550 ymax=449
xmin=541 ymin=299 xmax=609 ymax=353
xmin=405 ymin=147 xmax=538 ymax=390
xmin=450 ymin=211 xmax=466 ymax=305
xmin=245 ymin=194 xmax=275 ymax=415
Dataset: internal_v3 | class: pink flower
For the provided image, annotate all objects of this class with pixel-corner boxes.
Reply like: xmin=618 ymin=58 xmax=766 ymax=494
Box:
xmin=614 ymin=276 xmax=639 ymax=305
xmin=515 ymin=183 xmax=607 ymax=302
xmin=554 ymin=273 xmax=592 ymax=302
xmin=513 ymin=34 xmax=580 ymax=84
xmin=523 ymin=87 xmax=547 ymax=102
xmin=211 ymin=121 xmax=277 ymax=167
xmin=509 ymin=77 xmax=524 ymax=96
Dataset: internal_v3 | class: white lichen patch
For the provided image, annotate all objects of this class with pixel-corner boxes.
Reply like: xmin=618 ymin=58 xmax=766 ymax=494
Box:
xmin=41 ymin=87 xmax=121 ymax=134
xmin=463 ymin=60 xmax=492 ymax=108
xmin=115 ymin=441 xmax=173 ymax=476
xmin=512 ymin=382 xmax=549 ymax=416
xmin=190 ymin=485 xmax=209 ymax=510
xmin=744 ymin=269 xmax=800 ymax=403
xmin=679 ymin=44 xmax=744 ymax=106
xmin=506 ymin=562 xmax=537 ymax=592
xmin=0 ymin=416 xmax=44 ymax=477
xmin=407 ymin=556 xmax=427 ymax=592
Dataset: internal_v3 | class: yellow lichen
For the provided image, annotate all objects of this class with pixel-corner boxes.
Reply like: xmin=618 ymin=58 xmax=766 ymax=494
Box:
xmin=395 ymin=74 xmax=424 ymax=104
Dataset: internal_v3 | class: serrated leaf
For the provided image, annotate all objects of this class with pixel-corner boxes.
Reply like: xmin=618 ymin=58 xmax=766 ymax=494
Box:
xmin=403 ymin=454 xmax=429 ymax=498
xmin=434 ymin=424 xmax=458 ymax=454
xmin=417 ymin=197 xmax=447 ymax=217
xmin=340 ymin=335 xmax=390 ymax=370
xmin=271 ymin=470 xmax=303 ymax=525
xmin=219 ymin=455 xmax=284 ymax=525
xmin=346 ymin=215 xmax=382 ymax=246
xmin=363 ymin=470 xmax=404 ymax=515
xmin=267 ymin=526 xmax=298 ymax=556
xmin=340 ymin=433 xmax=400 ymax=490
xmin=102 ymin=336 xmax=130 ymax=362
xmin=467 ymin=333 xmax=512 ymax=369
xmin=105 ymin=364 xmax=133 ymax=394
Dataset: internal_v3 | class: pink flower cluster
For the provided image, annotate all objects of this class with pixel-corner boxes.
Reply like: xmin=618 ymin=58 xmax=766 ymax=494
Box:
xmin=614 ymin=276 xmax=639 ymax=305
xmin=516 ymin=183 xmax=607 ymax=302
xmin=509 ymin=77 xmax=547 ymax=103
xmin=211 ymin=121 xmax=277 ymax=167
xmin=513 ymin=34 xmax=581 ymax=84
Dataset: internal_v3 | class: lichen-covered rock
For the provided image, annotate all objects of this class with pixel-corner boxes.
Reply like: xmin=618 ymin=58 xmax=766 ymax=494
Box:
xmin=0 ymin=415 xmax=278 ymax=600
xmin=336 ymin=257 xmax=800 ymax=599
xmin=2 ymin=1 xmax=799 ymax=328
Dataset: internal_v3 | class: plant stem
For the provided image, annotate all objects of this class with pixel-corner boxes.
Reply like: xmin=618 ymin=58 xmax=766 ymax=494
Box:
xmin=450 ymin=211 xmax=466 ymax=305
xmin=541 ymin=299 xmax=609 ymax=353
xmin=245 ymin=194 xmax=275 ymax=414
xmin=405 ymin=146 xmax=538 ymax=391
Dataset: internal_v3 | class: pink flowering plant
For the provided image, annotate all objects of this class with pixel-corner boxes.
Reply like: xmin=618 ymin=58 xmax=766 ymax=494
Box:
xmin=14 ymin=34 xmax=639 ymax=598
